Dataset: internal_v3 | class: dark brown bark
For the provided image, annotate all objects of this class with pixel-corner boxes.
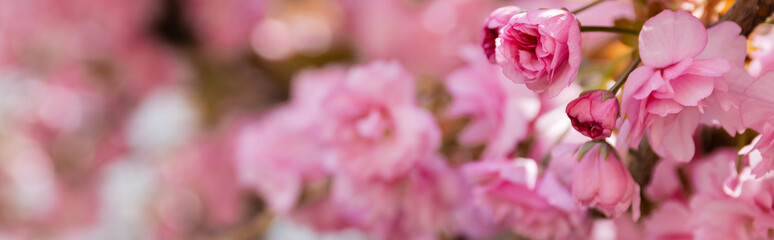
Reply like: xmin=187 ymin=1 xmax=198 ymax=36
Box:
xmin=715 ymin=0 xmax=774 ymax=36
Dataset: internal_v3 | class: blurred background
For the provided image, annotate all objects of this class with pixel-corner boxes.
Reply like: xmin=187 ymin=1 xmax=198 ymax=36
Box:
xmin=0 ymin=0 xmax=703 ymax=239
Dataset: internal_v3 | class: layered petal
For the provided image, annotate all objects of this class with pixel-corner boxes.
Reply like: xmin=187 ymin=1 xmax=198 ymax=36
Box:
xmin=649 ymin=108 xmax=701 ymax=162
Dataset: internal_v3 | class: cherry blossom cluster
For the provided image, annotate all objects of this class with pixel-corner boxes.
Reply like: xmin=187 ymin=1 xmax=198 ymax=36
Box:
xmin=238 ymin=2 xmax=774 ymax=238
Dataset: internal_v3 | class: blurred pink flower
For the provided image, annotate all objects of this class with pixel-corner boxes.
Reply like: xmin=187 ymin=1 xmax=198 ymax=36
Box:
xmin=689 ymin=149 xmax=739 ymax=198
xmin=0 ymin=0 xmax=158 ymax=68
xmin=565 ymin=90 xmax=619 ymax=140
xmin=496 ymin=8 xmax=581 ymax=97
xmin=294 ymin=156 xmax=466 ymax=240
xmin=689 ymin=195 xmax=769 ymax=240
xmin=321 ymin=61 xmax=441 ymax=180
xmin=643 ymin=200 xmax=693 ymax=240
xmin=236 ymin=106 xmax=332 ymax=213
xmin=645 ymin=158 xmax=684 ymax=200
xmin=346 ymin=0 xmax=503 ymax=75
xmin=749 ymin=27 xmax=774 ymax=78
xmin=461 ymin=158 xmax=584 ymax=239
xmin=572 ymin=143 xmax=640 ymax=220
xmin=620 ymin=10 xmax=744 ymax=162
xmin=590 ymin=216 xmax=644 ymax=240
xmin=235 ymin=66 xmax=347 ymax=213
xmin=158 ymin=129 xmax=247 ymax=236
xmin=184 ymin=0 xmax=264 ymax=58
xmin=482 ymin=6 xmax=521 ymax=63
xmin=445 ymin=47 xmax=540 ymax=159
xmin=647 ymin=149 xmax=739 ymax=201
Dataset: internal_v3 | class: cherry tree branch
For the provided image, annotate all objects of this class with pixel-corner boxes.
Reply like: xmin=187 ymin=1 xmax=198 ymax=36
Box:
xmin=713 ymin=0 xmax=774 ymax=36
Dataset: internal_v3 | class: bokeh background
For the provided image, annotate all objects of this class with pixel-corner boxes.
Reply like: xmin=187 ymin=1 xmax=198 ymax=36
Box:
xmin=0 ymin=0 xmax=741 ymax=239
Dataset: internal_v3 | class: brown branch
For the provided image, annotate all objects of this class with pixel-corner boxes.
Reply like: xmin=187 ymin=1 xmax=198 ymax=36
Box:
xmin=714 ymin=0 xmax=774 ymax=36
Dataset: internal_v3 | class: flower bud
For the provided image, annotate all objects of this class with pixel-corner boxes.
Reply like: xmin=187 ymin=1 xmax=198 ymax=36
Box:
xmin=572 ymin=142 xmax=640 ymax=220
xmin=481 ymin=6 xmax=521 ymax=64
xmin=565 ymin=90 xmax=619 ymax=140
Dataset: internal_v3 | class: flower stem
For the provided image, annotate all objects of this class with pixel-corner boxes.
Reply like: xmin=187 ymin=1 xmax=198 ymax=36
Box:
xmin=609 ymin=57 xmax=641 ymax=94
xmin=572 ymin=0 xmax=607 ymax=14
xmin=579 ymin=26 xmax=639 ymax=35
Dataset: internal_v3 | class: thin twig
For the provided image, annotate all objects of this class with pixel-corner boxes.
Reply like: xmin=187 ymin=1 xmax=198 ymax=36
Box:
xmin=609 ymin=57 xmax=641 ymax=94
xmin=572 ymin=0 xmax=607 ymax=14
xmin=579 ymin=26 xmax=639 ymax=35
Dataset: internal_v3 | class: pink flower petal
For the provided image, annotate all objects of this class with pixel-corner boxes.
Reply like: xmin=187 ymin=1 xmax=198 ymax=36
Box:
xmin=622 ymin=66 xmax=655 ymax=107
xmin=696 ymin=21 xmax=746 ymax=66
xmin=639 ymin=10 xmax=707 ymax=68
xmin=649 ymin=108 xmax=701 ymax=162
xmin=682 ymin=57 xmax=730 ymax=77
xmin=597 ymin=154 xmax=630 ymax=204
xmin=646 ymin=98 xmax=684 ymax=116
xmin=670 ymin=74 xmax=715 ymax=106
xmin=572 ymin=148 xmax=601 ymax=202
xmin=634 ymin=70 xmax=666 ymax=100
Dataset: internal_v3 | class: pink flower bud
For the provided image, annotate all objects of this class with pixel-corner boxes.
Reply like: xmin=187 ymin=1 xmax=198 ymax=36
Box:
xmin=572 ymin=142 xmax=640 ymax=220
xmin=481 ymin=6 xmax=521 ymax=64
xmin=565 ymin=90 xmax=619 ymax=140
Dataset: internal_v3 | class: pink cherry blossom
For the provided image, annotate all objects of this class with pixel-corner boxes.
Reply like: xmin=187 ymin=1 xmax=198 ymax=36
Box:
xmin=461 ymin=158 xmax=584 ymax=239
xmin=445 ymin=47 xmax=540 ymax=159
xmin=321 ymin=61 xmax=441 ymax=180
xmin=565 ymin=90 xmax=619 ymax=140
xmin=572 ymin=143 xmax=641 ymax=220
xmin=496 ymin=8 xmax=581 ymax=97
xmin=619 ymin=10 xmax=744 ymax=162
xmin=482 ymin=6 xmax=521 ymax=63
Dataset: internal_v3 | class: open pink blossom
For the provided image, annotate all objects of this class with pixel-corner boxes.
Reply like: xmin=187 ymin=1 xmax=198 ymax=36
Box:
xmin=495 ymin=8 xmax=581 ymax=97
xmin=566 ymin=90 xmax=619 ymax=139
xmin=482 ymin=6 xmax=521 ymax=63
xmin=572 ymin=143 xmax=641 ymax=220
xmin=446 ymin=47 xmax=540 ymax=159
xmin=462 ymin=158 xmax=584 ymax=239
xmin=619 ymin=10 xmax=744 ymax=162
